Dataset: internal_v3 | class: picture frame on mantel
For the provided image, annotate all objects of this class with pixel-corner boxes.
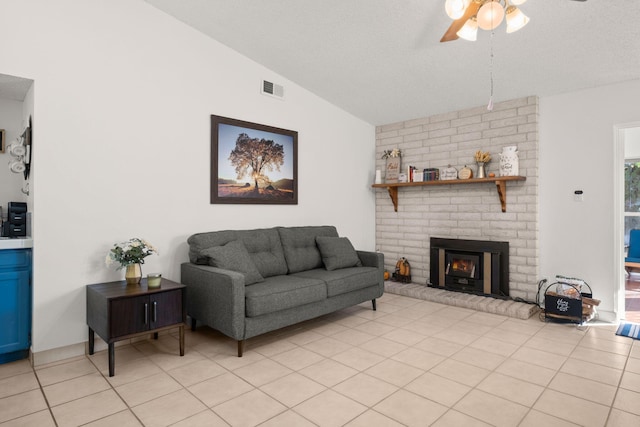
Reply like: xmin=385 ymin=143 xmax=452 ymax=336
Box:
xmin=211 ymin=115 xmax=298 ymax=205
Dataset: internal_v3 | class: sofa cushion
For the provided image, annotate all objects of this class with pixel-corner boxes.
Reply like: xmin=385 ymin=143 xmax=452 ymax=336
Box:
xmin=316 ymin=236 xmax=362 ymax=271
xmin=188 ymin=228 xmax=288 ymax=278
xmin=278 ymin=226 xmax=339 ymax=273
xmin=200 ymin=240 xmax=264 ymax=285
xmin=292 ymin=266 xmax=379 ymax=297
xmin=244 ymin=275 xmax=327 ymax=317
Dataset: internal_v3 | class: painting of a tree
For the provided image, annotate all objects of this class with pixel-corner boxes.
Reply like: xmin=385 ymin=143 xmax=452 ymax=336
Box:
xmin=211 ymin=115 xmax=297 ymax=205
xmin=229 ymin=133 xmax=284 ymax=191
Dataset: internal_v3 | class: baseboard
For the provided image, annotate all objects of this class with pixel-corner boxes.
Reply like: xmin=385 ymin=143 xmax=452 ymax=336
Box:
xmin=31 ymin=342 xmax=86 ymax=367
xmin=30 ymin=330 xmax=175 ymax=367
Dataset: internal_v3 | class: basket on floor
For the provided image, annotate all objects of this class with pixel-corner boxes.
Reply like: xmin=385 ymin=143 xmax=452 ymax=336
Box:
xmin=540 ymin=279 xmax=599 ymax=324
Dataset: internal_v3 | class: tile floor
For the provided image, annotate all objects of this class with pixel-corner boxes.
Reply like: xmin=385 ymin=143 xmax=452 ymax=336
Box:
xmin=2 ymin=293 xmax=640 ymax=426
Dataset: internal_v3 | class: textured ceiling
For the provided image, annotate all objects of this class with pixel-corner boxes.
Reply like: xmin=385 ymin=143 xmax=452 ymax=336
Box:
xmin=146 ymin=0 xmax=640 ymax=125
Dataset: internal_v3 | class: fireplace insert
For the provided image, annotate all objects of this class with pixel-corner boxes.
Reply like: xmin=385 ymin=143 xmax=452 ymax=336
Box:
xmin=430 ymin=237 xmax=509 ymax=297
xmin=445 ymin=251 xmax=483 ymax=292
xmin=446 ymin=252 xmax=480 ymax=279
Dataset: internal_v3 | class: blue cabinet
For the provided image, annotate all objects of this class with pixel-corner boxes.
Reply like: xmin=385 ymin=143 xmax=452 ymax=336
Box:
xmin=0 ymin=249 xmax=31 ymax=364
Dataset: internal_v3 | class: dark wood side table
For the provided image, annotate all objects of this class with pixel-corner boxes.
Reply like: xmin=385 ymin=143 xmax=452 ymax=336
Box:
xmin=86 ymin=278 xmax=186 ymax=377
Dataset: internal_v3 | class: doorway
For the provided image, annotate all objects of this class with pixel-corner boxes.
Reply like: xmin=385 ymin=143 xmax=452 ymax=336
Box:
xmin=618 ymin=124 xmax=640 ymax=322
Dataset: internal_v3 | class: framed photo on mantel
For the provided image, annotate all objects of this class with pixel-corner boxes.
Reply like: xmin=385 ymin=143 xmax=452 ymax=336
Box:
xmin=211 ymin=115 xmax=298 ymax=205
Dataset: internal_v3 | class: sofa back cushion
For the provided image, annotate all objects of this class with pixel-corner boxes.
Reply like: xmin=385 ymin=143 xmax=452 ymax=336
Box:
xmin=188 ymin=228 xmax=288 ymax=278
xmin=278 ymin=226 xmax=339 ymax=273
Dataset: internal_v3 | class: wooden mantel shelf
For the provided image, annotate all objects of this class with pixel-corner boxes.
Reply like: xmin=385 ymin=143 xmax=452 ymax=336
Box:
xmin=372 ymin=176 xmax=526 ymax=213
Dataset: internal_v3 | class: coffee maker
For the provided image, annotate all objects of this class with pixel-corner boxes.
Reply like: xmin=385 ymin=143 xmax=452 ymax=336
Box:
xmin=2 ymin=202 xmax=27 ymax=237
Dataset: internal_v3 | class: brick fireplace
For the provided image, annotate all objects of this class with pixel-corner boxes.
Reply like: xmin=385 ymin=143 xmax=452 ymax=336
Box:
xmin=375 ymin=96 xmax=539 ymax=302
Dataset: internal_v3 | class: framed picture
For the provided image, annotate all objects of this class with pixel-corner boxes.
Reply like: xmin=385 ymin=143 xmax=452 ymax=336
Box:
xmin=0 ymin=129 xmax=5 ymax=153
xmin=211 ymin=115 xmax=298 ymax=205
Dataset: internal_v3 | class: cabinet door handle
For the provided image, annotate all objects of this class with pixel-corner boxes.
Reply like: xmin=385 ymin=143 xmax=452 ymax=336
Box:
xmin=144 ymin=303 xmax=149 ymax=325
xmin=152 ymin=301 xmax=157 ymax=323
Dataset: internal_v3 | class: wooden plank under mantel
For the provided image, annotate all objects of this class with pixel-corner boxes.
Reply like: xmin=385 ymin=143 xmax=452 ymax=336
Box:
xmin=372 ymin=176 xmax=526 ymax=212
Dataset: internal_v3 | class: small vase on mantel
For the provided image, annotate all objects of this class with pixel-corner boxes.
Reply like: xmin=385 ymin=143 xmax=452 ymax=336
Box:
xmin=476 ymin=162 xmax=487 ymax=179
xmin=125 ymin=263 xmax=142 ymax=285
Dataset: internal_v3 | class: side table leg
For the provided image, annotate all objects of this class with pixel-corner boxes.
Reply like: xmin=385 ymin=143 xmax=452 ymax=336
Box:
xmin=108 ymin=343 xmax=115 ymax=377
xmin=88 ymin=328 xmax=95 ymax=355
xmin=179 ymin=325 xmax=185 ymax=356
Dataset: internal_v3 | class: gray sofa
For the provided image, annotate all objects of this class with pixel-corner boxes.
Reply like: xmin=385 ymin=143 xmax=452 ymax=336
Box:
xmin=181 ymin=226 xmax=384 ymax=356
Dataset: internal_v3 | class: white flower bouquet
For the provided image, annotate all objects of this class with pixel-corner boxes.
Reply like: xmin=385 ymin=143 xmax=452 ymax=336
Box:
xmin=106 ymin=238 xmax=158 ymax=269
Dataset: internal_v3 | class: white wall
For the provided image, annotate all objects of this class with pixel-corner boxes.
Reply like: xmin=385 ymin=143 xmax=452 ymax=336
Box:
xmin=539 ymin=79 xmax=640 ymax=320
xmin=0 ymin=98 xmax=27 ymax=205
xmin=0 ymin=0 xmax=375 ymax=358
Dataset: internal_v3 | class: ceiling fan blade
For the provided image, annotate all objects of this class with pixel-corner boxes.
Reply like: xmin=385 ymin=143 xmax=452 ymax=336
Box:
xmin=440 ymin=1 xmax=481 ymax=43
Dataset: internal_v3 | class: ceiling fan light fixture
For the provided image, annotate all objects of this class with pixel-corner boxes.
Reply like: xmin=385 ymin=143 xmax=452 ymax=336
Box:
xmin=477 ymin=0 xmax=505 ymax=30
xmin=510 ymin=0 xmax=527 ymax=5
xmin=444 ymin=0 xmax=471 ymax=20
xmin=505 ymin=6 xmax=529 ymax=33
xmin=456 ymin=16 xmax=478 ymax=41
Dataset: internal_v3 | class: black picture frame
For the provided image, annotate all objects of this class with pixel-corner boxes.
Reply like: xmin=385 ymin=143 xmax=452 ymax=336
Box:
xmin=211 ymin=115 xmax=298 ymax=205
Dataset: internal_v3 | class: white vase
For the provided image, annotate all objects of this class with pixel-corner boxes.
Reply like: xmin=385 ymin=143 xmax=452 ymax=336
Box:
xmin=499 ymin=146 xmax=519 ymax=176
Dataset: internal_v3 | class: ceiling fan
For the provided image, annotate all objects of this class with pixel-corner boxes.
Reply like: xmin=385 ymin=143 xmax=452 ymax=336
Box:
xmin=441 ymin=0 xmax=587 ymax=43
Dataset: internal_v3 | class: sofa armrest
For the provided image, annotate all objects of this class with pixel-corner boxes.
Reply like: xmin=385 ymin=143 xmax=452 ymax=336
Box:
xmin=180 ymin=262 xmax=246 ymax=340
xmin=357 ymin=250 xmax=385 ymax=296
xmin=357 ymin=250 xmax=384 ymax=270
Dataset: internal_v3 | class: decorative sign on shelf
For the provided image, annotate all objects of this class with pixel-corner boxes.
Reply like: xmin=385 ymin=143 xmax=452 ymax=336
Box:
xmin=385 ymin=157 xmax=400 ymax=183
xmin=459 ymin=165 xmax=473 ymax=179
xmin=382 ymin=148 xmax=401 ymax=183
xmin=440 ymin=165 xmax=458 ymax=180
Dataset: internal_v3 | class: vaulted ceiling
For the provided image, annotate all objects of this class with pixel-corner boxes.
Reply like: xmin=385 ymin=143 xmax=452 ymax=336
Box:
xmin=146 ymin=0 xmax=640 ymax=125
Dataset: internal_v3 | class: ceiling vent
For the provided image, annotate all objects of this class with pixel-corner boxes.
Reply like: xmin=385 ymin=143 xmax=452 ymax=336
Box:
xmin=261 ymin=80 xmax=284 ymax=100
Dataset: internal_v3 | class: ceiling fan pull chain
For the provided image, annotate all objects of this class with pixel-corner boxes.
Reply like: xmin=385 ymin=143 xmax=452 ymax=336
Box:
xmin=488 ymin=27 xmax=495 ymax=111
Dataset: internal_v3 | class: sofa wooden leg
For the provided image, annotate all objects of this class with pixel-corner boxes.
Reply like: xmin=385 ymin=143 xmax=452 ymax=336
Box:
xmin=237 ymin=340 xmax=244 ymax=357
xmin=190 ymin=317 xmax=196 ymax=331
xmin=372 ymin=299 xmax=377 ymax=311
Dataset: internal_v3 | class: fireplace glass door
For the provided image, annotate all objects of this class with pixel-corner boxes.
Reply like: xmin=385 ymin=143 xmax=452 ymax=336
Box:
xmin=445 ymin=252 xmax=480 ymax=280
